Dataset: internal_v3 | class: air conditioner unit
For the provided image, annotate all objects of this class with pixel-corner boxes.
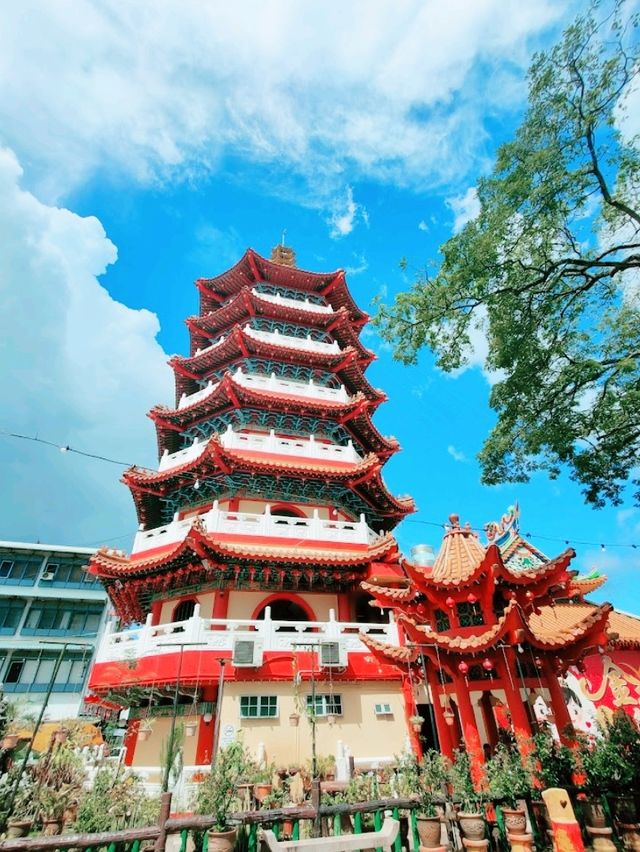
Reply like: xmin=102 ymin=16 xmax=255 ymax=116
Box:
xmin=319 ymin=640 xmax=347 ymax=668
xmin=232 ymin=637 xmax=264 ymax=668
xmin=41 ymin=572 xmax=56 ymax=581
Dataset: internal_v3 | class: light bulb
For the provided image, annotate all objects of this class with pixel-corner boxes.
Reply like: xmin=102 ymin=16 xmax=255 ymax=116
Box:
xmin=194 ymin=479 xmax=201 ymax=490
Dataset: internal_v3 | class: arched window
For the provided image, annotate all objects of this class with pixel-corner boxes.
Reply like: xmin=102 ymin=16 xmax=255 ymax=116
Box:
xmin=255 ymin=597 xmax=313 ymax=632
xmin=173 ymin=599 xmax=197 ymax=623
xmin=269 ymin=505 xmax=307 ymax=525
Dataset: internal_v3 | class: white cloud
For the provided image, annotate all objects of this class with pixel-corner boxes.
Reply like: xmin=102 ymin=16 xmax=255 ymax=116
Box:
xmin=446 ymin=186 xmax=481 ymax=233
xmin=418 ymin=220 xmax=429 ymax=232
xmin=447 ymin=444 xmax=467 ymax=463
xmin=0 ymin=148 xmax=171 ymax=546
xmin=344 ymin=253 xmax=369 ymax=276
xmin=0 ymin=0 xmax=567 ymax=213
xmin=327 ymin=187 xmax=366 ymax=238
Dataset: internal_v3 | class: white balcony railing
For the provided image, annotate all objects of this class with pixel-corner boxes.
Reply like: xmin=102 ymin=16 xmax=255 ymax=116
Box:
xmin=177 ymin=367 xmax=349 ymax=410
xmin=94 ymin=605 xmax=398 ymax=665
xmin=158 ymin=428 xmax=362 ymax=472
xmin=233 ymin=368 xmax=349 ymax=402
xmin=219 ymin=425 xmax=362 ymax=463
xmin=244 ymin=324 xmax=341 ymax=355
xmin=254 ymin=290 xmax=334 ymax=315
xmin=132 ymin=502 xmax=378 ymax=554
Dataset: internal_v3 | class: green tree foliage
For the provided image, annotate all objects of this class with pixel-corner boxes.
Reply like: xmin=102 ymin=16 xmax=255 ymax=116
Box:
xmin=376 ymin=2 xmax=640 ymax=507
xmin=73 ymin=766 xmax=160 ymax=833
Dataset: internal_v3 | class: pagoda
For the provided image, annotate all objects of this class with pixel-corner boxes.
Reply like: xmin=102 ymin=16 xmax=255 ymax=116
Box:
xmin=87 ymin=246 xmax=415 ymax=781
xmin=361 ymin=512 xmax=615 ymax=784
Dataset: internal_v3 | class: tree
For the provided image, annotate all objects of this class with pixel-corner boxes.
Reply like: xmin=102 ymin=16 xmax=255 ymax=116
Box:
xmin=376 ymin=2 xmax=640 ymax=507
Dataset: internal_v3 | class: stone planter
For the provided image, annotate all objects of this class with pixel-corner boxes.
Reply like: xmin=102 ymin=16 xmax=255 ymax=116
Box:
xmin=501 ymin=807 xmax=527 ymax=836
xmin=6 ymin=819 xmax=32 ymax=838
xmin=458 ymin=813 xmax=486 ymax=842
xmin=138 ymin=728 xmax=152 ymax=742
xmin=583 ymin=799 xmax=607 ymax=829
xmin=416 ymin=815 xmax=442 ymax=848
xmin=41 ymin=818 xmax=63 ymax=836
xmin=206 ymin=829 xmax=236 ymax=852
xmin=254 ymin=783 xmax=272 ymax=802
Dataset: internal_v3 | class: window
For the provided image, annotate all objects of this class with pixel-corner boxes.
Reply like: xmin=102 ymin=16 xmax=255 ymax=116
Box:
xmin=456 ymin=601 xmax=484 ymax=627
xmin=22 ymin=602 xmax=104 ymax=636
xmin=173 ymin=599 xmax=197 ymax=623
xmin=0 ymin=557 xmax=41 ymax=585
xmin=2 ymin=652 xmax=90 ymax=692
xmin=306 ymin=694 xmax=342 ymax=717
xmin=5 ymin=659 xmax=24 ymax=683
xmin=374 ymin=703 xmax=393 ymax=716
xmin=0 ymin=600 xmax=25 ymax=634
xmin=239 ymin=695 xmax=278 ymax=718
xmin=39 ymin=558 xmax=97 ymax=587
xmin=41 ymin=563 xmax=58 ymax=580
xmin=434 ymin=609 xmax=450 ymax=632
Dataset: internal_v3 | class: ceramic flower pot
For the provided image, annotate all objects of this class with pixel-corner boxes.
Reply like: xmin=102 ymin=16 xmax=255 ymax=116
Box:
xmin=416 ymin=815 xmax=442 ymax=848
xmin=6 ymin=819 xmax=32 ymax=838
xmin=206 ymin=829 xmax=236 ymax=852
xmin=138 ymin=728 xmax=152 ymax=741
xmin=458 ymin=813 xmax=486 ymax=842
xmin=501 ymin=807 xmax=527 ymax=836
xmin=254 ymin=783 xmax=272 ymax=802
xmin=289 ymin=713 xmax=300 ymax=727
xmin=42 ymin=818 xmax=63 ymax=836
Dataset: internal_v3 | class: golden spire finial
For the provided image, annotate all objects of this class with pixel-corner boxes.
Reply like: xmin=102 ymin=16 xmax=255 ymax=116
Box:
xmin=271 ymin=233 xmax=296 ymax=267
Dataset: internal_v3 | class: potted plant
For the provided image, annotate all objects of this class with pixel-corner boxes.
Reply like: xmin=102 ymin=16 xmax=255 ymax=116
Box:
xmin=530 ymin=730 xmax=575 ymax=832
xmin=184 ymin=720 xmax=198 ymax=738
xmin=137 ymin=719 xmax=154 ymax=742
xmin=397 ymin=753 xmax=446 ymax=848
xmin=38 ymin=784 xmax=78 ymax=835
xmin=449 ymin=750 xmax=485 ymax=842
xmin=486 ymin=744 xmax=532 ymax=836
xmin=409 ymin=714 xmax=425 ymax=733
xmin=193 ymin=741 xmax=252 ymax=852
xmin=3 ymin=769 xmax=38 ymax=838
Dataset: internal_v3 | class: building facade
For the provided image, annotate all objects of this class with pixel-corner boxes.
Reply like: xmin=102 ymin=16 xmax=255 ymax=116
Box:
xmin=88 ymin=246 xmax=415 ymax=783
xmin=0 ymin=541 xmax=108 ymax=720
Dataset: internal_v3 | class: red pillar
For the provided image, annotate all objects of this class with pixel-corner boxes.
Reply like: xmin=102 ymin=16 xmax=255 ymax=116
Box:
xmin=401 ymin=674 xmax=423 ymax=759
xmin=496 ymin=650 xmax=534 ymax=746
xmin=212 ymin=590 xmax=229 ymax=620
xmin=150 ymin=600 xmax=162 ymax=626
xmin=542 ymin=657 xmax=576 ymax=745
xmin=426 ymin=664 xmax=454 ymax=759
xmin=453 ymin=680 xmax=484 ymax=788
xmin=336 ymin=593 xmax=351 ymax=623
xmin=479 ymin=691 xmax=499 ymax=751
xmin=195 ymin=715 xmax=215 ymax=765
xmin=123 ymin=720 xmax=139 ymax=766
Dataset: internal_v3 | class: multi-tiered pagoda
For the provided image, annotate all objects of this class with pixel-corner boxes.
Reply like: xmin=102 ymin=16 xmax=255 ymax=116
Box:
xmin=88 ymin=246 xmax=415 ymax=781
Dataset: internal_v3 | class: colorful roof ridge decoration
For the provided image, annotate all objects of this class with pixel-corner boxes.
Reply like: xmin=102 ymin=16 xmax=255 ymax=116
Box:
xmin=486 ymin=503 xmax=547 ymax=571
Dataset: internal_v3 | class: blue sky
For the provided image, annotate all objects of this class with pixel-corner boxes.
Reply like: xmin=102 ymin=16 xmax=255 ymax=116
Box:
xmin=1 ymin=0 xmax=639 ymax=612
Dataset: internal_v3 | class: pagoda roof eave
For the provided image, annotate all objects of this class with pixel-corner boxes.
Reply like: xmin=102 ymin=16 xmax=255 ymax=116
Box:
xmin=197 ymin=249 xmax=367 ymax=322
xmin=90 ymin=527 xmax=400 ymax=580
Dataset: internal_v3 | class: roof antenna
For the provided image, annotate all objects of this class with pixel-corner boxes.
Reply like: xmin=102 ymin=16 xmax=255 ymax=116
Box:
xmin=281 ymin=229 xmax=286 ymax=247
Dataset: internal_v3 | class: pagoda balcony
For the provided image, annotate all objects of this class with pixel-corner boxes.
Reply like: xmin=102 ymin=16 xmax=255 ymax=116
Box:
xmin=255 ymin=289 xmax=334 ymax=314
xmin=158 ymin=428 xmax=362 ymax=472
xmin=132 ymin=502 xmax=378 ymax=554
xmin=244 ymin=324 xmax=342 ymax=355
xmin=177 ymin=368 xmax=350 ymax=411
xmin=93 ymin=604 xmax=399 ymax=667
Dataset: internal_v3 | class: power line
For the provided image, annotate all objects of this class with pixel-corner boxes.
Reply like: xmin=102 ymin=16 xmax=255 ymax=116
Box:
xmin=3 ymin=428 xmax=639 ymax=552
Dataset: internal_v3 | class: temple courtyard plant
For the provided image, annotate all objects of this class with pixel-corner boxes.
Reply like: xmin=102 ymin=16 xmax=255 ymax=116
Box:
xmin=194 ymin=741 xmax=253 ymax=852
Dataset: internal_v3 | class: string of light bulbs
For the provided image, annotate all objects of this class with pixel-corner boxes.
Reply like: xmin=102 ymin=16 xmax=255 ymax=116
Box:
xmin=3 ymin=428 xmax=639 ymax=552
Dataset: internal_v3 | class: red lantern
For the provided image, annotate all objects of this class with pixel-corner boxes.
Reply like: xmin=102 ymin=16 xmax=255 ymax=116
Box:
xmin=458 ymin=661 xmax=469 ymax=675
xmin=446 ymin=596 xmax=455 ymax=608
xmin=467 ymin=592 xmax=478 ymax=604
xmin=482 ymin=658 xmax=494 ymax=671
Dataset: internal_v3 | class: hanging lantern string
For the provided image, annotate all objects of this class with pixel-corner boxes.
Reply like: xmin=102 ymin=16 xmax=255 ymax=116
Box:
xmin=3 ymin=428 xmax=638 ymax=550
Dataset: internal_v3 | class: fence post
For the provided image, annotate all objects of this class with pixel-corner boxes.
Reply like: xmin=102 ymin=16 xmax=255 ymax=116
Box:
xmin=311 ymin=779 xmax=321 ymax=838
xmin=154 ymin=792 xmax=173 ymax=852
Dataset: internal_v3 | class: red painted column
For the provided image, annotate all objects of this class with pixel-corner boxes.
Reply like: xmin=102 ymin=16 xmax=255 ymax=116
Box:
xmin=453 ymin=680 xmax=484 ymax=788
xmin=150 ymin=600 xmax=162 ymax=626
xmin=479 ymin=691 xmax=499 ymax=751
xmin=542 ymin=657 xmax=576 ymax=745
xmin=212 ymin=590 xmax=229 ymax=620
xmin=496 ymin=650 xmax=534 ymax=746
xmin=426 ymin=664 xmax=454 ymax=759
xmin=123 ymin=720 xmax=139 ymax=766
xmin=336 ymin=593 xmax=351 ymax=623
xmin=195 ymin=716 xmax=215 ymax=765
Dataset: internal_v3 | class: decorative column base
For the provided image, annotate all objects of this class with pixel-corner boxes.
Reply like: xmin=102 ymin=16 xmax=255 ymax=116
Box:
xmin=585 ymin=826 xmax=616 ymax=852
xmin=507 ymin=833 xmax=533 ymax=852
xmin=419 ymin=846 xmax=447 ymax=852
xmin=461 ymin=840 xmax=489 ymax=851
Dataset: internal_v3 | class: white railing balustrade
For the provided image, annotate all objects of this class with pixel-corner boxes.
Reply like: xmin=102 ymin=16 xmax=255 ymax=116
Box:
xmin=95 ymin=605 xmax=398 ymax=665
xmin=244 ymin=324 xmax=341 ymax=355
xmin=159 ymin=437 xmax=207 ymax=471
xmin=178 ymin=380 xmax=219 ymax=410
xmin=133 ymin=503 xmax=378 ymax=554
xmin=219 ymin=425 xmax=361 ymax=463
xmin=254 ymin=289 xmax=334 ymax=314
xmin=233 ymin=367 xmax=349 ymax=402
xmin=193 ymin=336 xmax=226 ymax=357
